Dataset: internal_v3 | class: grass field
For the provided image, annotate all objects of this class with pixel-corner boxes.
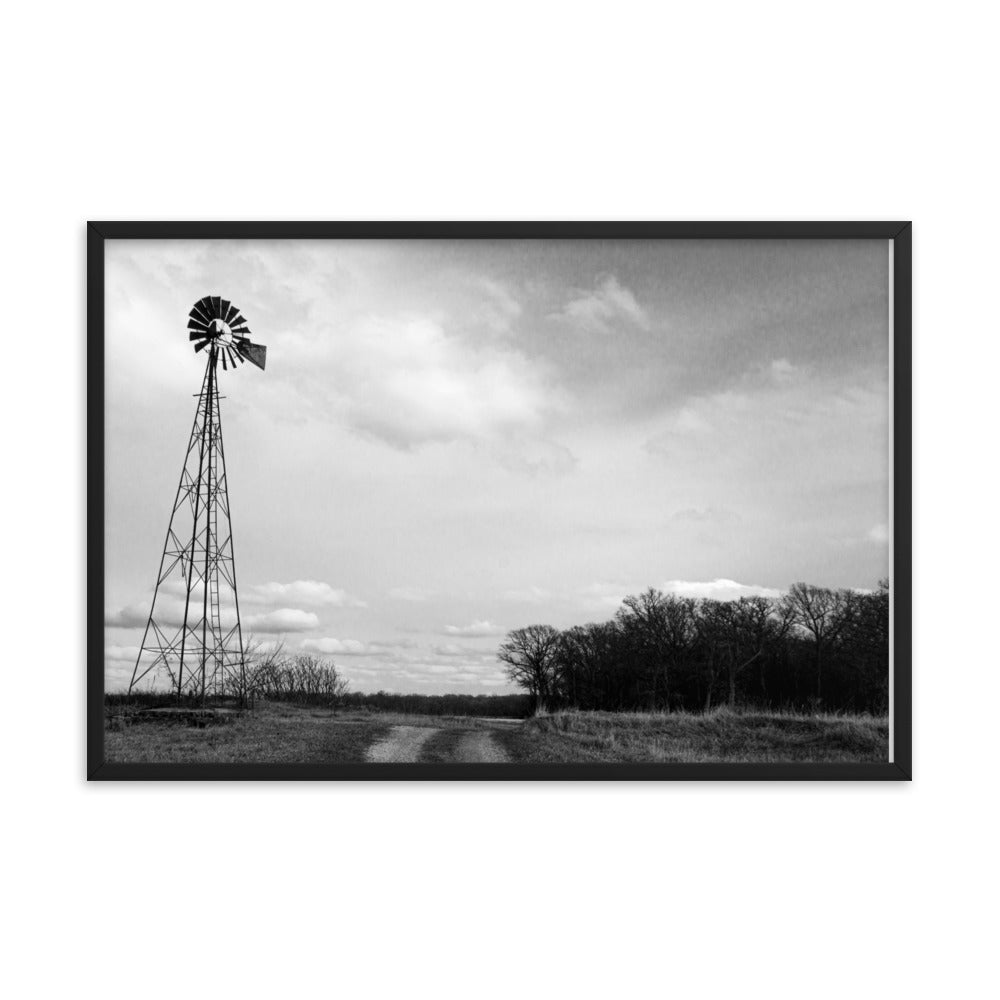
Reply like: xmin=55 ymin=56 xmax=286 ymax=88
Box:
xmin=495 ymin=709 xmax=888 ymax=764
xmin=104 ymin=701 xmax=887 ymax=765
xmin=103 ymin=703 xmax=391 ymax=764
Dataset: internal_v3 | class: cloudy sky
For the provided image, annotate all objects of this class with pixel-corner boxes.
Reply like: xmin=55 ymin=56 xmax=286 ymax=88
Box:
xmin=104 ymin=238 xmax=890 ymax=693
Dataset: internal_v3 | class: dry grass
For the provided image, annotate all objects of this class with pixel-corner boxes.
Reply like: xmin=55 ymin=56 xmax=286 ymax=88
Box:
xmin=495 ymin=708 xmax=888 ymax=764
xmin=413 ymin=727 xmax=467 ymax=762
xmin=104 ymin=702 xmax=886 ymax=765
xmin=103 ymin=703 xmax=518 ymax=764
xmin=104 ymin=701 xmax=390 ymax=764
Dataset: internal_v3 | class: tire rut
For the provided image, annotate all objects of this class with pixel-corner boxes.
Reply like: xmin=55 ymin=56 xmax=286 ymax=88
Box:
xmin=366 ymin=725 xmax=438 ymax=763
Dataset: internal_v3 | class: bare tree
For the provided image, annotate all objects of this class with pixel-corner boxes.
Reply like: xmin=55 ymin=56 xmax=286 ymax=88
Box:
xmin=237 ymin=641 xmax=350 ymax=707
xmin=616 ymin=588 xmax=696 ymax=708
xmin=838 ymin=579 xmax=890 ymax=711
xmin=782 ymin=583 xmax=852 ymax=703
xmin=557 ymin=621 xmax=620 ymax=709
xmin=498 ymin=625 xmax=562 ymax=713
xmin=243 ymin=637 xmax=287 ymax=701
xmin=695 ymin=599 xmax=730 ymax=711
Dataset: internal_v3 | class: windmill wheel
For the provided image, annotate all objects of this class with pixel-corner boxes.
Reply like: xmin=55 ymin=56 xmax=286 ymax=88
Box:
xmin=187 ymin=296 xmax=267 ymax=371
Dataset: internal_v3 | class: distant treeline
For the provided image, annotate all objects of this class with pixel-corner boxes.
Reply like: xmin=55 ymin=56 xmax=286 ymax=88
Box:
xmin=340 ymin=691 xmax=532 ymax=718
xmin=499 ymin=581 xmax=889 ymax=715
xmin=108 ymin=662 xmax=532 ymax=718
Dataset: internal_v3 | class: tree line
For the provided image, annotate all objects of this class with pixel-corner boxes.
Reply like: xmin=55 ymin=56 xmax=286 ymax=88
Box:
xmin=498 ymin=581 xmax=889 ymax=715
xmin=240 ymin=650 xmax=350 ymax=705
xmin=340 ymin=691 xmax=532 ymax=718
xmin=145 ymin=645 xmax=351 ymax=707
xmin=113 ymin=643 xmax=534 ymax=718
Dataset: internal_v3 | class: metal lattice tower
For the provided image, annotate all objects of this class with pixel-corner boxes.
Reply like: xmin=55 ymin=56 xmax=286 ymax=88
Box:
xmin=130 ymin=297 xmax=267 ymax=702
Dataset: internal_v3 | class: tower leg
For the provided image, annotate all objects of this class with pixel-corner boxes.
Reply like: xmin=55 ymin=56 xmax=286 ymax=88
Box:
xmin=199 ymin=348 xmax=216 ymax=706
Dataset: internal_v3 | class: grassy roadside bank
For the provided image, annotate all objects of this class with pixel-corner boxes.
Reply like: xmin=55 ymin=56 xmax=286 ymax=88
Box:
xmin=494 ymin=709 xmax=888 ymax=764
xmin=103 ymin=703 xmax=391 ymax=764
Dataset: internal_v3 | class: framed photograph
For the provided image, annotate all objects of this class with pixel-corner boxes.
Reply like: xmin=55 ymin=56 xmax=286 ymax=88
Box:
xmin=88 ymin=222 xmax=911 ymax=780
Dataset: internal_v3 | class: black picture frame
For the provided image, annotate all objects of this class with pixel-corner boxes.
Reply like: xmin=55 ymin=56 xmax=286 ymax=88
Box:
xmin=87 ymin=221 xmax=912 ymax=781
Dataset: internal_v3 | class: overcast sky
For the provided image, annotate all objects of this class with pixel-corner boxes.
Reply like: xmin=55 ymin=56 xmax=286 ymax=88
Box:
xmin=104 ymin=238 xmax=890 ymax=694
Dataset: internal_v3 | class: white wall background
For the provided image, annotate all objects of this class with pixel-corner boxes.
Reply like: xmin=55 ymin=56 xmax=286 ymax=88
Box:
xmin=3 ymin=2 xmax=996 ymax=997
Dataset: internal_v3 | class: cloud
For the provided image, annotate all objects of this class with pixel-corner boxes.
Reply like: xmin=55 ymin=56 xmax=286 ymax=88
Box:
xmin=295 ymin=315 xmax=560 ymax=450
xmin=248 ymin=638 xmax=286 ymax=656
xmin=301 ymin=637 xmax=417 ymax=657
xmin=441 ymin=620 xmax=505 ymax=637
xmin=105 ymin=604 xmax=149 ymax=628
xmin=492 ymin=437 xmax=577 ymax=477
xmin=105 ymin=644 xmax=140 ymax=662
xmin=645 ymin=363 xmax=887 ymax=494
xmin=104 ymin=645 xmax=142 ymax=690
xmin=301 ymin=637 xmax=374 ymax=656
xmin=475 ymin=277 xmax=522 ymax=333
xmin=247 ymin=581 xmax=366 ymax=607
xmin=764 ymin=357 xmax=805 ymax=385
xmin=430 ymin=642 xmax=480 ymax=657
xmin=245 ymin=608 xmax=319 ymax=633
xmin=106 ymin=588 xmax=237 ymax=631
xmin=554 ymin=275 xmax=650 ymax=333
xmin=577 ymin=581 xmax=642 ymax=612
xmin=575 ymin=579 xmax=782 ymax=612
xmin=660 ymin=578 xmax=783 ymax=601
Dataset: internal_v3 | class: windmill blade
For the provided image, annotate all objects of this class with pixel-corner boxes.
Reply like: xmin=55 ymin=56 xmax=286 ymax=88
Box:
xmin=220 ymin=299 xmax=231 ymax=321
xmin=210 ymin=296 xmax=222 ymax=318
xmin=240 ymin=342 xmax=267 ymax=370
xmin=188 ymin=317 xmax=210 ymax=333
xmin=225 ymin=303 xmax=239 ymax=324
xmin=190 ymin=300 xmax=212 ymax=324
xmin=229 ymin=313 xmax=245 ymax=328
xmin=193 ymin=339 xmax=209 ymax=353
xmin=227 ymin=346 xmax=240 ymax=367
xmin=189 ymin=329 xmax=212 ymax=341
xmin=221 ymin=349 xmax=228 ymax=371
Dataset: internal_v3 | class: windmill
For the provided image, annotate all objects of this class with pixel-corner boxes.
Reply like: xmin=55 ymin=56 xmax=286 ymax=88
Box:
xmin=129 ymin=296 xmax=267 ymax=704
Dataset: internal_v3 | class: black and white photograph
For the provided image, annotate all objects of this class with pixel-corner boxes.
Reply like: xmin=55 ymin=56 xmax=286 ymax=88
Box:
xmin=17 ymin=2 xmax=1000 ymax=998
xmin=92 ymin=225 xmax=909 ymax=777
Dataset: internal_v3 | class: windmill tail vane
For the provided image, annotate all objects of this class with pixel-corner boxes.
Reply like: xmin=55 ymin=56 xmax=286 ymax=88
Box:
xmin=129 ymin=297 xmax=267 ymax=704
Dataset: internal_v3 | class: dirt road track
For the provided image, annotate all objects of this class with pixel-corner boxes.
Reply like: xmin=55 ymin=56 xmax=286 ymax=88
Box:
xmin=366 ymin=726 xmax=436 ymax=762
xmin=455 ymin=730 xmax=510 ymax=762
xmin=365 ymin=725 xmax=511 ymax=763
